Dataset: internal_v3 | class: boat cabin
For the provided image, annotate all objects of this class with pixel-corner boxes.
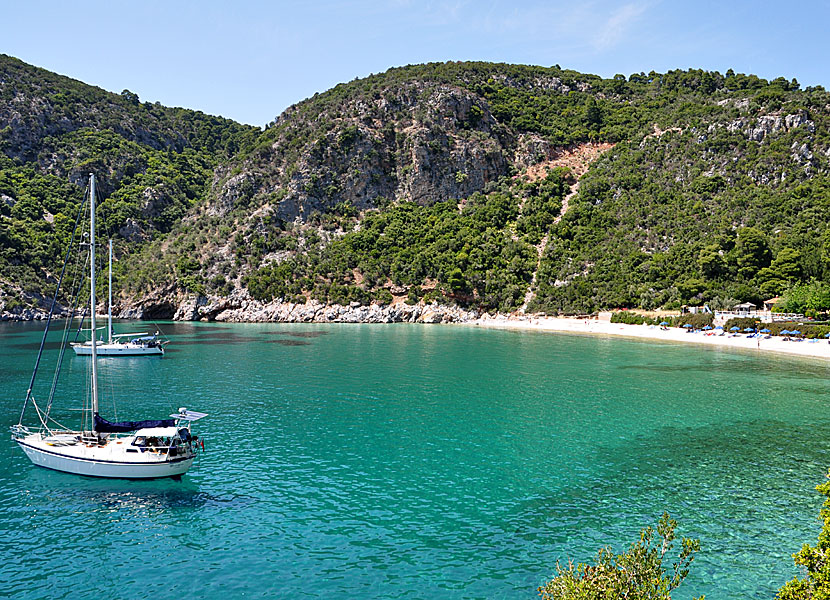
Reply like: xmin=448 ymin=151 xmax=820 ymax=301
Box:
xmin=128 ymin=427 xmax=190 ymax=455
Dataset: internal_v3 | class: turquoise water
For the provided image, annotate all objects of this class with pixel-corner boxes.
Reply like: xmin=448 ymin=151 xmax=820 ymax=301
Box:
xmin=2 ymin=321 xmax=829 ymax=599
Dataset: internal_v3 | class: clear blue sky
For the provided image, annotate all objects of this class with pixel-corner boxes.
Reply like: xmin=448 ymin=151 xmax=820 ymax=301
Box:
xmin=4 ymin=1 xmax=829 ymax=127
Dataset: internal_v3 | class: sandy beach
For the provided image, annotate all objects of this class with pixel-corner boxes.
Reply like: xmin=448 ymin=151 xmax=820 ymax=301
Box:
xmin=471 ymin=314 xmax=830 ymax=361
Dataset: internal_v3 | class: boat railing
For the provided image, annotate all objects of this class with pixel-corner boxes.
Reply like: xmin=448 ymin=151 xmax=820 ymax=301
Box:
xmin=9 ymin=424 xmax=32 ymax=439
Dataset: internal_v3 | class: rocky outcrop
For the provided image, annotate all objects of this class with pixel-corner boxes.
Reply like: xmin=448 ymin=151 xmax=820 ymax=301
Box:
xmin=117 ymin=283 xmax=180 ymax=320
xmin=214 ymin=299 xmax=479 ymax=324
xmin=118 ymin=286 xmax=479 ymax=324
xmin=6 ymin=287 xmax=482 ymax=324
xmin=514 ymin=134 xmax=558 ymax=169
xmin=207 ymin=81 xmax=515 ymax=224
xmin=721 ymin=110 xmax=815 ymax=142
xmin=0 ymin=307 xmax=55 ymax=321
xmin=0 ymin=283 xmax=69 ymax=321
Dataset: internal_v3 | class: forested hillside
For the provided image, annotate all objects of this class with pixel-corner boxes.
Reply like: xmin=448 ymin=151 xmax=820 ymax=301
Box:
xmin=0 ymin=54 xmax=258 ymax=307
xmin=2 ymin=56 xmax=830 ymax=319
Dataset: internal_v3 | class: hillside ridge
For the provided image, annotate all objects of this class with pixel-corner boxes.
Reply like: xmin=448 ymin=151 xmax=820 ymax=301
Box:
xmin=2 ymin=58 xmax=830 ymax=320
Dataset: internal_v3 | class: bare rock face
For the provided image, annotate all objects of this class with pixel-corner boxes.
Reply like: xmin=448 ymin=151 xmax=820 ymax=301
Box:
xmin=173 ymin=295 xmax=208 ymax=321
xmin=147 ymin=286 xmax=480 ymax=324
xmin=0 ymin=283 xmax=70 ymax=321
xmin=207 ymin=81 xmax=516 ymax=223
xmin=724 ymin=110 xmax=815 ymax=142
xmin=118 ymin=218 xmax=146 ymax=243
xmin=117 ymin=284 xmax=180 ymax=320
xmin=514 ymin=134 xmax=558 ymax=169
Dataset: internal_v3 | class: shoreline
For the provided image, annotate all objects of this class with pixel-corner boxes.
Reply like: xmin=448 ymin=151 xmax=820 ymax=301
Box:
xmin=469 ymin=315 xmax=830 ymax=361
xmin=7 ymin=298 xmax=830 ymax=362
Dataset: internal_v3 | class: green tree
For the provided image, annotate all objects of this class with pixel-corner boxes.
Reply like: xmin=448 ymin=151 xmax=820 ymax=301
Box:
xmin=736 ymin=227 xmax=772 ymax=280
xmin=538 ymin=512 xmax=703 ymax=600
xmin=448 ymin=267 xmax=467 ymax=292
xmin=758 ymin=248 xmax=803 ymax=283
xmin=120 ymin=89 xmax=139 ymax=105
xmin=698 ymin=245 xmax=726 ymax=279
xmin=774 ymin=248 xmax=804 ymax=281
xmin=678 ymin=277 xmax=707 ymax=303
xmin=759 ymin=277 xmax=788 ymax=299
xmin=780 ymin=280 xmax=830 ymax=314
xmin=820 ymin=230 xmax=830 ymax=278
xmin=584 ymin=97 xmax=602 ymax=129
xmin=757 ymin=248 xmax=802 ymax=298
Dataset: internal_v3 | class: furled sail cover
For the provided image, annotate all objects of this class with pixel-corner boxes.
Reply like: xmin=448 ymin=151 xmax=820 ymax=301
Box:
xmin=94 ymin=413 xmax=176 ymax=433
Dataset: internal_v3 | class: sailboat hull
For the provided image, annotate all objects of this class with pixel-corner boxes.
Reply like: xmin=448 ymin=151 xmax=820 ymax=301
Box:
xmin=16 ymin=437 xmax=193 ymax=479
xmin=71 ymin=342 xmax=164 ymax=356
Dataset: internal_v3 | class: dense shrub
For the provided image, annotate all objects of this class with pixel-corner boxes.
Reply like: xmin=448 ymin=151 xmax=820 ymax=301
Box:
xmin=538 ymin=513 xmax=702 ymax=600
xmin=722 ymin=317 xmax=761 ymax=332
xmin=611 ymin=311 xmax=657 ymax=325
xmin=674 ymin=313 xmax=715 ymax=329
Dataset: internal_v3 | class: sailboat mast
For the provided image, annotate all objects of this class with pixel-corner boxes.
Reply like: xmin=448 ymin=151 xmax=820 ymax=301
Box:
xmin=108 ymin=239 xmax=113 ymax=344
xmin=89 ymin=174 xmax=99 ymax=422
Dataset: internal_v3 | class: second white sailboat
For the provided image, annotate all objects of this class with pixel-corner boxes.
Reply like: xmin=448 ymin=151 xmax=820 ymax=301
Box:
xmin=71 ymin=239 xmax=165 ymax=356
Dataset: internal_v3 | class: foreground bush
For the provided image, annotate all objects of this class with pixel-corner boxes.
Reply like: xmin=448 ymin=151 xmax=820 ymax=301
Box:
xmin=778 ymin=470 xmax=830 ymax=599
xmin=538 ymin=512 xmax=702 ymax=600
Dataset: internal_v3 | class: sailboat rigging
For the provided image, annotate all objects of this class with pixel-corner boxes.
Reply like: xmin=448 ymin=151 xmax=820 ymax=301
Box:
xmin=10 ymin=174 xmax=206 ymax=479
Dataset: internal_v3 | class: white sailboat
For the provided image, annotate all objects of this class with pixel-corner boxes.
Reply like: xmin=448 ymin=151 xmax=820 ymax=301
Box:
xmin=71 ymin=239 xmax=165 ymax=356
xmin=11 ymin=174 xmax=206 ymax=479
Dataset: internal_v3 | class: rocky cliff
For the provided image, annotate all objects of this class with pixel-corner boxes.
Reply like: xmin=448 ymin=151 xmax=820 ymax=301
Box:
xmin=205 ymin=67 xmax=596 ymax=223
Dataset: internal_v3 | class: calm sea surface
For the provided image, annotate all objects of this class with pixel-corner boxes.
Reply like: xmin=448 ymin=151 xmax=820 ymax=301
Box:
xmin=2 ymin=321 xmax=829 ymax=599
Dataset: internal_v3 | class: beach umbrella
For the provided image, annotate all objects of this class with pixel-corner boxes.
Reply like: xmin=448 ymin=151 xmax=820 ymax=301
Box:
xmin=791 ymin=330 xmax=801 ymax=335
xmin=682 ymin=323 xmax=693 ymax=329
xmin=824 ymin=332 xmax=830 ymax=338
xmin=760 ymin=328 xmax=771 ymax=333
xmin=703 ymin=325 xmax=712 ymax=330
xmin=729 ymin=326 xmax=740 ymax=331
xmin=659 ymin=321 xmax=669 ymax=326
xmin=743 ymin=327 xmax=755 ymax=332
xmin=779 ymin=329 xmax=791 ymax=335
xmin=715 ymin=325 xmax=723 ymax=330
